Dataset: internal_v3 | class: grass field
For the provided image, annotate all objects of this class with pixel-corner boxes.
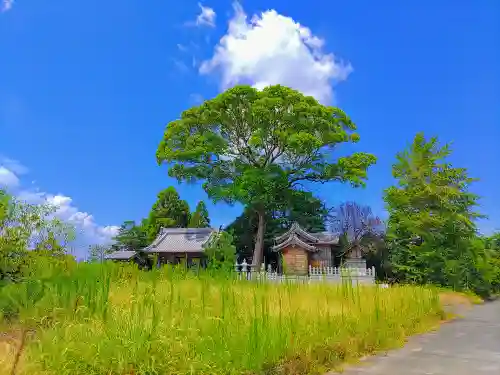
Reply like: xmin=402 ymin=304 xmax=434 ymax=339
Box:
xmin=0 ymin=262 xmax=448 ymax=375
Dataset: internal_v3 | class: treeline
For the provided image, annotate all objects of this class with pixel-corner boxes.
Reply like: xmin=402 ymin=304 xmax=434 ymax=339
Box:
xmin=1 ymin=83 xmax=500 ymax=298
xmin=152 ymin=84 xmax=500 ymax=297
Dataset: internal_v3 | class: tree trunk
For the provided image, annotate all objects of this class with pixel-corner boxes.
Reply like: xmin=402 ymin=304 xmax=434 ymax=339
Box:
xmin=252 ymin=210 xmax=266 ymax=269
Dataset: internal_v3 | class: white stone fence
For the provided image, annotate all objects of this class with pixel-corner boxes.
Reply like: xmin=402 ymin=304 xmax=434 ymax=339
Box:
xmin=234 ymin=260 xmax=376 ymax=285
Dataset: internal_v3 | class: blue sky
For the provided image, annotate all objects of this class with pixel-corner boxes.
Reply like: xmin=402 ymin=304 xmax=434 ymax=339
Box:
xmin=1 ymin=0 xmax=499 ymax=257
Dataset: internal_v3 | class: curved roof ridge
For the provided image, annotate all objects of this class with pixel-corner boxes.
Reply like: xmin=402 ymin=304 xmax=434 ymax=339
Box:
xmin=274 ymin=222 xmax=319 ymax=243
xmin=272 ymin=233 xmax=317 ymax=252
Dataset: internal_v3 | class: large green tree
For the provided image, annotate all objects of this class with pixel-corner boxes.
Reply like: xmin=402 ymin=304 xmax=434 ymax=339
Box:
xmin=384 ymin=133 xmax=489 ymax=293
xmin=156 ymin=85 xmax=376 ymax=266
xmin=188 ymin=201 xmax=210 ymax=228
xmin=146 ymin=187 xmax=190 ymax=242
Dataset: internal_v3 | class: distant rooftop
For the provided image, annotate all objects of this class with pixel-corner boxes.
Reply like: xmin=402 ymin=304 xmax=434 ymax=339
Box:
xmin=104 ymin=250 xmax=136 ymax=260
xmin=144 ymin=227 xmax=217 ymax=253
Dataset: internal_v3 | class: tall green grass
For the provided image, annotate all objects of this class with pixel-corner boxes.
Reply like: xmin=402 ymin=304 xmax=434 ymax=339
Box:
xmin=1 ymin=262 xmax=444 ymax=375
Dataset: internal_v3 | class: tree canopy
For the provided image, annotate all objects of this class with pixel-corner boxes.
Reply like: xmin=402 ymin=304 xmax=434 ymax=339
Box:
xmin=0 ymin=190 xmax=76 ymax=284
xmin=384 ymin=133 xmax=492 ymax=294
xmin=146 ymin=187 xmax=191 ymax=242
xmin=111 ymin=220 xmax=149 ymax=252
xmin=156 ymin=84 xmax=376 ymax=266
xmin=204 ymin=231 xmax=236 ymax=271
xmin=188 ymin=201 xmax=210 ymax=228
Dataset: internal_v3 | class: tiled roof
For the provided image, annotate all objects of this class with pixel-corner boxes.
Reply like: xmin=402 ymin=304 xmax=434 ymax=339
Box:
xmin=272 ymin=234 xmax=318 ymax=252
xmin=311 ymin=232 xmax=340 ymax=244
xmin=274 ymin=222 xmax=340 ymax=246
xmin=144 ymin=227 xmax=216 ymax=253
xmin=105 ymin=250 xmax=136 ymax=260
xmin=275 ymin=222 xmax=319 ymax=243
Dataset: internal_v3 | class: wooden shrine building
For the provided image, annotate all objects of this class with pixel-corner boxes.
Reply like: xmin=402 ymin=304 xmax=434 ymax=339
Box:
xmin=272 ymin=222 xmax=367 ymax=275
xmin=143 ymin=227 xmax=217 ymax=268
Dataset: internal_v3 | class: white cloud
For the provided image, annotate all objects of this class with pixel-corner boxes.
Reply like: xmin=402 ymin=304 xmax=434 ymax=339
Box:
xmin=195 ymin=3 xmax=216 ymax=27
xmin=0 ymin=156 xmax=29 ymax=175
xmin=1 ymin=0 xmax=13 ymax=13
xmin=200 ymin=2 xmax=352 ymax=104
xmin=0 ymin=166 xmax=19 ymax=188
xmin=1 ymin=158 xmax=119 ymax=259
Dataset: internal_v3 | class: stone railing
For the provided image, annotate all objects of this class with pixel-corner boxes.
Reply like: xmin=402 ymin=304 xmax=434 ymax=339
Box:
xmin=234 ymin=260 xmax=376 ymax=284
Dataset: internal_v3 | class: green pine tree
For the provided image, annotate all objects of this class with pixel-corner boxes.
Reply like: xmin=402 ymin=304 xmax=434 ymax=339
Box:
xmin=146 ymin=187 xmax=191 ymax=242
xmin=188 ymin=201 xmax=210 ymax=228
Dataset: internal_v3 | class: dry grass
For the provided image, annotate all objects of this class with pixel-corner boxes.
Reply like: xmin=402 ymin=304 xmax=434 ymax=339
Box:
xmin=0 ymin=332 xmax=18 ymax=374
xmin=0 ymin=263 xmax=462 ymax=375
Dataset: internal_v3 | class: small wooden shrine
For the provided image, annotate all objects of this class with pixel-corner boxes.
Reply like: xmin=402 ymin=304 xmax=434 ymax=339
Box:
xmin=271 ymin=222 xmax=340 ymax=275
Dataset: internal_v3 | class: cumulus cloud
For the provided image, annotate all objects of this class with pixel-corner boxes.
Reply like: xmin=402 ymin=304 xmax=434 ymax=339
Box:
xmin=195 ymin=3 xmax=216 ymax=27
xmin=0 ymin=166 xmax=19 ymax=188
xmin=1 ymin=158 xmax=119 ymax=259
xmin=0 ymin=156 xmax=29 ymax=175
xmin=200 ymin=2 xmax=352 ymax=104
xmin=1 ymin=0 xmax=13 ymax=13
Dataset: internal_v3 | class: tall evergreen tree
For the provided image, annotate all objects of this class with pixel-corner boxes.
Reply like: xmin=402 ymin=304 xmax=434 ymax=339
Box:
xmin=146 ymin=187 xmax=190 ymax=242
xmin=188 ymin=201 xmax=210 ymax=228
xmin=384 ymin=133 xmax=488 ymax=292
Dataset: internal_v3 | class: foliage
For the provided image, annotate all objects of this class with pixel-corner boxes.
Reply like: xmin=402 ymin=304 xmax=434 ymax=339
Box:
xmin=0 ymin=189 xmax=9 ymax=224
xmin=146 ymin=187 xmax=190 ymax=242
xmin=204 ymin=231 xmax=236 ymax=270
xmin=484 ymin=232 xmax=500 ymax=252
xmin=483 ymin=232 xmax=500 ymax=293
xmin=188 ymin=200 xmax=210 ymax=228
xmin=0 ymin=190 xmax=75 ymax=285
xmin=227 ymin=190 xmax=328 ymax=261
xmin=156 ymin=84 xmax=376 ymax=265
xmin=383 ymin=133 xmax=491 ymax=295
xmin=88 ymin=244 xmax=114 ymax=263
xmin=111 ymin=220 xmax=149 ymax=252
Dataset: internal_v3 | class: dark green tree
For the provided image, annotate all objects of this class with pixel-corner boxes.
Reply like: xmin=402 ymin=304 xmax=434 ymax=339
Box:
xmin=111 ymin=220 xmax=149 ymax=251
xmin=227 ymin=191 xmax=328 ymax=261
xmin=204 ymin=231 xmax=236 ymax=270
xmin=156 ymin=85 xmax=376 ymax=266
xmin=146 ymin=187 xmax=190 ymax=242
xmin=188 ymin=201 xmax=210 ymax=228
xmin=484 ymin=232 xmax=500 ymax=252
xmin=483 ymin=232 xmax=500 ymax=293
xmin=384 ymin=133 xmax=490 ymax=294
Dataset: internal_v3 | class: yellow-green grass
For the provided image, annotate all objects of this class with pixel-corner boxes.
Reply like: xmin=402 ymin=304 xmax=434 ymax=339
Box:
xmin=1 ymin=263 xmax=446 ymax=375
